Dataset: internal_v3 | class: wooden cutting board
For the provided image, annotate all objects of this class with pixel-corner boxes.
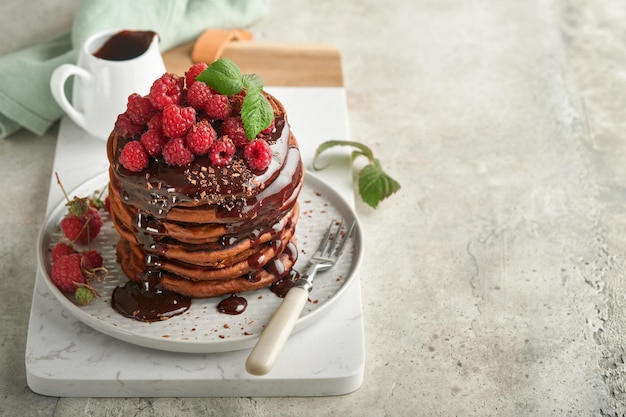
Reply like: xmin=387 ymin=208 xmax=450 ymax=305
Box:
xmin=163 ymin=41 xmax=343 ymax=87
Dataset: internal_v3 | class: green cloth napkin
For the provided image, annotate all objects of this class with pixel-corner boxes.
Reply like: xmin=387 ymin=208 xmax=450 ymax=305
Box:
xmin=0 ymin=0 xmax=269 ymax=139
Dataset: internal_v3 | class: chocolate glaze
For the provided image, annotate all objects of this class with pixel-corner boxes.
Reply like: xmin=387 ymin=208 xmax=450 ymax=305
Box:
xmin=111 ymin=273 xmax=191 ymax=322
xmin=270 ymin=269 xmax=301 ymax=298
xmin=114 ymin=116 xmax=297 ymax=218
xmin=217 ymin=294 xmax=247 ymax=315
xmin=94 ymin=30 xmax=157 ymax=61
xmin=269 ymin=242 xmax=300 ymax=297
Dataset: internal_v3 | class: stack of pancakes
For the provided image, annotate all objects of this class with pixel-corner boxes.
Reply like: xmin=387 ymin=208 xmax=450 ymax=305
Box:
xmin=106 ymin=93 xmax=304 ymax=298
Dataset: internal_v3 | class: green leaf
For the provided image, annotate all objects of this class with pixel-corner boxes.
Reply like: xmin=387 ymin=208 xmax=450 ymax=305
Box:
xmin=196 ymin=59 xmax=271 ymax=140
xmin=358 ymin=159 xmax=401 ymax=208
xmin=313 ymin=140 xmax=374 ymax=169
xmin=196 ymin=58 xmax=243 ymax=95
xmin=242 ymin=73 xmax=264 ymax=93
xmin=241 ymin=90 xmax=274 ymax=140
xmin=313 ymin=140 xmax=401 ymax=208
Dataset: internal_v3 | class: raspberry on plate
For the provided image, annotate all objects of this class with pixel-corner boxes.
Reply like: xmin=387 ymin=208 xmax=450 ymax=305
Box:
xmin=114 ymin=112 xmax=143 ymax=138
xmin=162 ymin=137 xmax=195 ymax=166
xmin=60 ymin=207 xmax=103 ymax=245
xmin=186 ymin=81 xmax=213 ymax=110
xmin=51 ymin=242 xmax=76 ymax=262
xmin=162 ymin=104 xmax=196 ymax=139
xmin=81 ymin=250 xmax=104 ymax=270
xmin=149 ymin=73 xmax=183 ymax=110
xmin=184 ymin=62 xmax=208 ymax=88
xmin=221 ymin=117 xmax=248 ymax=148
xmin=185 ymin=120 xmax=216 ymax=155
xmin=125 ymin=93 xmax=155 ymax=125
xmin=209 ymin=137 xmax=236 ymax=167
xmin=51 ymin=253 xmax=86 ymax=293
xmin=244 ymin=138 xmax=272 ymax=171
xmin=140 ymin=129 xmax=168 ymax=157
xmin=119 ymin=140 xmax=149 ymax=172
xmin=147 ymin=113 xmax=163 ymax=132
xmin=204 ymin=94 xmax=232 ymax=120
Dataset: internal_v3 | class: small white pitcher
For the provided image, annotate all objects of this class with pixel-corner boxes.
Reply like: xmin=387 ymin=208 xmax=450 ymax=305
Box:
xmin=50 ymin=29 xmax=166 ymax=140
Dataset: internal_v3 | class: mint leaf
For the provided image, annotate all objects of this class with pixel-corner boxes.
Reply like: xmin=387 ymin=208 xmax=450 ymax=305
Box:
xmin=313 ymin=140 xmax=400 ymax=208
xmin=242 ymin=74 xmax=264 ymax=93
xmin=241 ymin=90 xmax=274 ymax=140
xmin=196 ymin=58 xmax=243 ymax=95
xmin=196 ymin=59 xmax=273 ymax=140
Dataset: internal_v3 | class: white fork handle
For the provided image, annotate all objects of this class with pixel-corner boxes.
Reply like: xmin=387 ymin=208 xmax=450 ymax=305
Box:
xmin=245 ymin=287 xmax=309 ymax=375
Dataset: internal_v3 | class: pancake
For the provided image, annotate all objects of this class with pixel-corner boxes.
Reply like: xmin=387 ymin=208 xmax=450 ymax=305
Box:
xmin=106 ymin=68 xmax=304 ymax=308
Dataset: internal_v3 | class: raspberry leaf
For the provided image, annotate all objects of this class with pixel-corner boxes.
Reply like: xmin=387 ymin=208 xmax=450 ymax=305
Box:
xmin=241 ymin=90 xmax=274 ymax=140
xmin=358 ymin=159 xmax=401 ymax=209
xmin=313 ymin=140 xmax=401 ymax=208
xmin=196 ymin=59 xmax=243 ymax=95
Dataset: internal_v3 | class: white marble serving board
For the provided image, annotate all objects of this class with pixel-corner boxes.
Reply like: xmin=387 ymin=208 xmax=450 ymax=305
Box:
xmin=25 ymin=87 xmax=365 ymax=397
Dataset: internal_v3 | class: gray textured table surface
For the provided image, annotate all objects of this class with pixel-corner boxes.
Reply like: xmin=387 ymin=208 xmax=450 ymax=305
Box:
xmin=2 ymin=0 xmax=626 ymax=415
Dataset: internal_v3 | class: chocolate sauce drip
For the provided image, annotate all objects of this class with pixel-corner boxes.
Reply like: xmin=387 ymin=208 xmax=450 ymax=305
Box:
xmin=134 ymin=211 xmax=167 ymax=254
xmin=94 ymin=30 xmax=157 ymax=61
xmin=217 ymin=294 xmax=248 ymax=315
xmin=111 ymin=271 xmax=191 ymax=322
xmin=270 ymin=270 xmax=301 ymax=298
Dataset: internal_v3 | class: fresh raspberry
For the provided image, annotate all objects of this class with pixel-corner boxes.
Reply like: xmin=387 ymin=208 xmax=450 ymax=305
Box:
xmin=125 ymin=93 xmax=155 ymax=125
xmin=209 ymin=138 xmax=236 ymax=167
xmin=119 ymin=140 xmax=149 ymax=172
xmin=74 ymin=285 xmax=96 ymax=306
xmin=261 ymin=119 xmax=275 ymax=135
xmin=147 ymin=113 xmax=163 ymax=132
xmin=162 ymin=105 xmax=196 ymax=138
xmin=244 ymin=139 xmax=272 ymax=171
xmin=140 ymin=129 xmax=168 ymax=157
xmin=81 ymin=250 xmax=103 ymax=270
xmin=51 ymin=242 xmax=76 ymax=262
xmin=104 ymin=196 xmax=110 ymax=213
xmin=186 ymin=81 xmax=213 ymax=110
xmin=114 ymin=112 xmax=143 ymax=138
xmin=60 ymin=207 xmax=103 ymax=245
xmin=162 ymin=137 xmax=195 ymax=166
xmin=149 ymin=73 xmax=183 ymax=109
xmin=185 ymin=120 xmax=216 ymax=155
xmin=221 ymin=117 xmax=248 ymax=147
xmin=185 ymin=62 xmax=208 ymax=88
xmin=204 ymin=94 xmax=232 ymax=119
xmin=51 ymin=253 xmax=86 ymax=292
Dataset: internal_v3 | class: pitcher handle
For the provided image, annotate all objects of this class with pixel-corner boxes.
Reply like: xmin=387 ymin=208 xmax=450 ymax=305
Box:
xmin=50 ymin=64 xmax=92 ymax=130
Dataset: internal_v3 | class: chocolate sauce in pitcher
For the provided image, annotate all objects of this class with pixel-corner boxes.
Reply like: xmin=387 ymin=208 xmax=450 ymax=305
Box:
xmin=93 ymin=30 xmax=157 ymax=61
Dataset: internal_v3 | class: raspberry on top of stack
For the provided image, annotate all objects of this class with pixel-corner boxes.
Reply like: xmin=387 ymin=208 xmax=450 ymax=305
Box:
xmin=106 ymin=60 xmax=304 ymax=320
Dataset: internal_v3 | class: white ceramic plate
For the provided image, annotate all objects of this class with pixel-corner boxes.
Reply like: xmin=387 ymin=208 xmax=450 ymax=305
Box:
xmin=37 ymin=171 xmax=362 ymax=353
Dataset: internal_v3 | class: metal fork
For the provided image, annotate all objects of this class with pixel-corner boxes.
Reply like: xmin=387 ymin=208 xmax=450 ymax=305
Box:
xmin=246 ymin=219 xmax=355 ymax=376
